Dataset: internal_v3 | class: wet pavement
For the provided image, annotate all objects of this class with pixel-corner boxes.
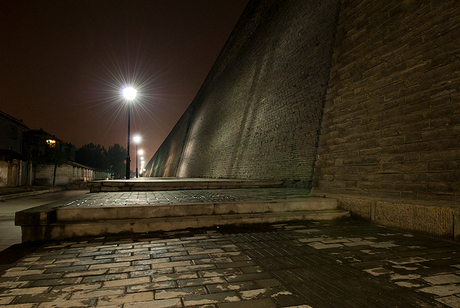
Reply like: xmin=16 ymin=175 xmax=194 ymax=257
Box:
xmin=1 ymin=219 xmax=460 ymax=307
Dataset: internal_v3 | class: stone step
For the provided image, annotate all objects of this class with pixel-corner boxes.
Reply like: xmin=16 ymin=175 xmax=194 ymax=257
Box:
xmin=56 ymin=197 xmax=338 ymax=221
xmin=25 ymin=210 xmax=350 ymax=240
xmin=88 ymin=178 xmax=284 ymax=192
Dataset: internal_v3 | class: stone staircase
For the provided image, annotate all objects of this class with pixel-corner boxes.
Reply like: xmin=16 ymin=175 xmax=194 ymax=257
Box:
xmin=16 ymin=179 xmax=350 ymax=241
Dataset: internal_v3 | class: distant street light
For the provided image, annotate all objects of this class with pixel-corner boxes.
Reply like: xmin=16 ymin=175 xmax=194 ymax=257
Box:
xmin=140 ymin=156 xmax=145 ymax=176
xmin=134 ymin=135 xmax=141 ymax=178
xmin=122 ymin=85 xmax=137 ymax=179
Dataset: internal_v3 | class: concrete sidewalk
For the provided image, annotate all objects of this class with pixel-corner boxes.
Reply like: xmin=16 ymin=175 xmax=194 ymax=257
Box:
xmin=1 ymin=220 xmax=459 ymax=307
xmin=0 ymin=186 xmax=66 ymax=201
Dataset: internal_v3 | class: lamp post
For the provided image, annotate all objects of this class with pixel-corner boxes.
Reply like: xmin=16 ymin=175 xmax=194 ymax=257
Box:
xmin=122 ymin=86 xmax=137 ymax=179
xmin=133 ymin=135 xmax=141 ymax=178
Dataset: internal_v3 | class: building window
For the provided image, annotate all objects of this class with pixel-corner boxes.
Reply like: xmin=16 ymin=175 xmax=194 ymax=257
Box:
xmin=9 ymin=126 xmax=18 ymax=139
xmin=46 ymin=139 xmax=56 ymax=148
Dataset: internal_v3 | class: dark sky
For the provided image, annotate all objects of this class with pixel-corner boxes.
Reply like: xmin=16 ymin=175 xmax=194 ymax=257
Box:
xmin=0 ymin=0 xmax=249 ymax=168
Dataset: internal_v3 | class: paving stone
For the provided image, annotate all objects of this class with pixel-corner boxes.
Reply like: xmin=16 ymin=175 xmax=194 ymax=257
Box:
xmin=124 ymin=298 xmax=182 ymax=308
xmin=2 ymin=270 xmax=45 ymax=277
xmin=198 ymin=268 xmax=242 ymax=278
xmin=183 ymin=291 xmax=240 ymax=306
xmin=225 ymin=272 xmax=273 ymax=283
xmin=137 ymin=260 xmax=191 ymax=269
xmin=36 ymin=298 xmax=97 ymax=307
xmin=217 ymin=298 xmax=277 ymax=308
xmin=16 ymin=273 xmax=64 ymax=282
xmin=72 ymin=258 xmax=114 ymax=266
xmin=0 ymin=304 xmax=35 ymax=308
xmin=423 ymin=274 xmax=460 ymax=285
xmin=169 ymin=254 xmax=218 ymax=262
xmin=126 ymin=280 xmax=176 ymax=293
xmin=88 ymin=262 xmax=132 ymax=270
xmin=418 ymin=283 xmax=460 ymax=296
xmin=130 ymin=268 xmax=175 ymax=278
xmin=50 ymin=282 xmax=102 ymax=293
xmin=240 ymin=266 xmax=264 ymax=274
xmin=29 ymin=277 xmax=81 ymax=287
xmin=436 ymin=295 xmax=460 ymax=307
xmin=95 ymin=291 xmax=153 ymax=306
xmin=254 ymin=278 xmax=282 ymax=288
xmin=44 ymin=265 xmax=88 ymax=273
xmin=155 ymin=285 xmax=207 ymax=299
xmin=175 ymin=264 xmax=217 ymax=273
xmin=81 ymin=273 xmax=129 ymax=283
xmin=70 ymin=287 xmax=125 ymax=300
xmin=103 ymin=276 xmax=151 ymax=288
xmin=206 ymin=281 xmax=259 ymax=293
xmin=15 ymin=293 xmax=69 ymax=304
xmin=0 ymin=296 xmax=15 ymax=305
xmin=177 ymin=276 xmax=227 ymax=287
xmin=107 ymin=265 xmax=150 ymax=274
xmin=95 ymin=253 xmax=131 ymax=260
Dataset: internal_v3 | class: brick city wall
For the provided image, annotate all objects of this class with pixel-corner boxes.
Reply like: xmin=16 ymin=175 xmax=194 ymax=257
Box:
xmin=314 ymin=0 xmax=460 ymax=206
xmin=147 ymin=109 xmax=193 ymax=177
xmin=146 ymin=0 xmax=460 ymax=211
xmin=146 ymin=0 xmax=342 ymax=187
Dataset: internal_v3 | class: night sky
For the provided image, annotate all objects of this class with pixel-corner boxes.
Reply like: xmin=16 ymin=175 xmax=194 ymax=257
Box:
xmin=0 ymin=0 xmax=249 ymax=167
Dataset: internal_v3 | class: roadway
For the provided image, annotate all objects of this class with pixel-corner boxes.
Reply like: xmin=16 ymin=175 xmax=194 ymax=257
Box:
xmin=0 ymin=189 xmax=89 ymax=252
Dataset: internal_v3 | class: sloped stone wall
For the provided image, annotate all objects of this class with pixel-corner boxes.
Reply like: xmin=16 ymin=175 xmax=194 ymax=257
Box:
xmin=146 ymin=0 xmax=342 ymax=188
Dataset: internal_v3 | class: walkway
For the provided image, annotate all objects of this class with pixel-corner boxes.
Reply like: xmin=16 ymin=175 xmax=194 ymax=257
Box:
xmin=1 ymin=220 xmax=459 ymax=307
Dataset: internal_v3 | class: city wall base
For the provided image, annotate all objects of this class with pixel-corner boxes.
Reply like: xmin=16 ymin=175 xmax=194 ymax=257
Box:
xmin=314 ymin=191 xmax=460 ymax=241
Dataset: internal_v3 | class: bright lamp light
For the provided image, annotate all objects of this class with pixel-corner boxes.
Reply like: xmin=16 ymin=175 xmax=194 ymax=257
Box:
xmin=122 ymin=86 xmax=137 ymax=100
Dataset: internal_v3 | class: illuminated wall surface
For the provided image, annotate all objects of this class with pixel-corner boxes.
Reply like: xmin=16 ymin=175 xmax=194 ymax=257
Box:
xmin=146 ymin=0 xmax=460 ymax=202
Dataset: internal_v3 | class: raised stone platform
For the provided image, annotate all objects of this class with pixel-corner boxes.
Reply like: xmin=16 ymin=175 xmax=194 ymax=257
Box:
xmin=16 ymin=179 xmax=349 ymax=242
xmin=88 ymin=178 xmax=284 ymax=192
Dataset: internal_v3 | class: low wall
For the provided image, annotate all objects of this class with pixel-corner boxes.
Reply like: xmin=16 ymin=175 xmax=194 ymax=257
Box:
xmin=34 ymin=162 xmax=110 ymax=186
xmin=0 ymin=161 xmax=7 ymax=187
xmin=313 ymin=190 xmax=460 ymax=241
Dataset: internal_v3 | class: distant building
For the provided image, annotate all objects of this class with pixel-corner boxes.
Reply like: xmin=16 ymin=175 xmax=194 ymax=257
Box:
xmin=0 ymin=110 xmax=29 ymax=160
xmin=23 ymin=129 xmax=76 ymax=162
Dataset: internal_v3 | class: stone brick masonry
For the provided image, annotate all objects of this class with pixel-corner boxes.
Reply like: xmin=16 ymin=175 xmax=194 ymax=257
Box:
xmin=146 ymin=0 xmax=342 ymax=188
xmin=314 ymin=0 xmax=460 ymax=204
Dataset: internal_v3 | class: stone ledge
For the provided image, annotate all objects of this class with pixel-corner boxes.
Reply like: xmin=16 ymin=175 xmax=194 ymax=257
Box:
xmin=312 ymin=191 xmax=460 ymax=241
xmin=15 ymin=194 xmax=89 ymax=226
xmin=21 ymin=210 xmax=350 ymax=241
xmin=56 ymin=198 xmax=338 ymax=221
xmin=87 ymin=179 xmax=284 ymax=192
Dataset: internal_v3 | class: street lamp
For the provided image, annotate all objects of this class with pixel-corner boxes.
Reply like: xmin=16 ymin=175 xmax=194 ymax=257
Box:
xmin=122 ymin=85 xmax=137 ymax=179
xmin=134 ymin=136 xmax=141 ymax=178
xmin=138 ymin=150 xmax=144 ymax=177
xmin=140 ymin=156 xmax=145 ymax=176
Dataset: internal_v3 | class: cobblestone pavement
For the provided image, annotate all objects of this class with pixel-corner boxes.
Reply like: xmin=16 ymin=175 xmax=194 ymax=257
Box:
xmin=1 ymin=220 xmax=460 ymax=307
xmin=58 ymin=189 xmax=312 ymax=208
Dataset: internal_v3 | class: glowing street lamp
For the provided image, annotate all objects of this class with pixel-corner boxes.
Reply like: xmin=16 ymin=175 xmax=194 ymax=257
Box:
xmin=140 ymin=156 xmax=145 ymax=175
xmin=138 ymin=150 xmax=144 ymax=177
xmin=122 ymin=85 xmax=137 ymax=179
xmin=134 ymin=136 xmax=141 ymax=178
